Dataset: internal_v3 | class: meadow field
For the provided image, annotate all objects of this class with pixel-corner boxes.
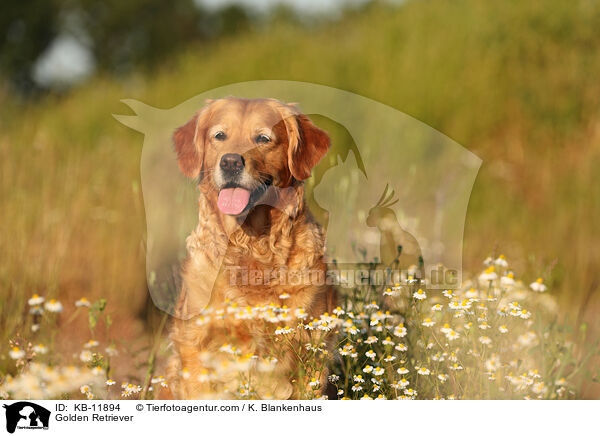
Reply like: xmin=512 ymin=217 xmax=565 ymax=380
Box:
xmin=1 ymin=0 xmax=599 ymax=398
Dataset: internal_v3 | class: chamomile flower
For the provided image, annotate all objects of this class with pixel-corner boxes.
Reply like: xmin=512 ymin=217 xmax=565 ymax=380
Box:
xmin=520 ymin=309 xmax=531 ymax=319
xmin=437 ymin=374 xmax=448 ymax=383
xmin=445 ymin=330 xmax=460 ymax=341
xmin=422 ymin=318 xmax=435 ymax=327
xmin=413 ymin=289 xmax=427 ymax=300
xmin=431 ymin=304 xmax=443 ymax=311
xmin=479 ymin=266 xmax=498 ymax=282
xmin=79 ymin=350 xmax=93 ymax=362
xmin=448 ymin=301 xmax=460 ymax=310
xmin=382 ymin=337 xmax=395 ymax=346
xmin=393 ymin=324 xmax=407 ymax=338
xmin=75 ymin=297 xmax=91 ymax=307
xmin=395 ymin=343 xmax=408 ymax=352
xmin=9 ymin=347 xmax=25 ymax=359
xmin=499 ymin=325 xmax=509 ymax=333
xmin=365 ymin=336 xmax=378 ymax=345
xmin=353 ymin=375 xmax=365 ymax=383
xmin=501 ymin=272 xmax=516 ymax=286
xmin=532 ymin=382 xmax=545 ymax=394
xmin=106 ymin=379 xmax=116 ymax=386
xmin=363 ymin=365 xmax=374 ymax=374
xmin=84 ymin=340 xmax=99 ymax=348
xmin=328 ymin=374 xmax=340 ymax=383
xmin=397 ymin=367 xmax=409 ymax=375
xmin=485 ymin=355 xmax=501 ymax=371
xmin=449 ymin=363 xmax=463 ymax=371
xmin=32 ymin=344 xmax=47 ymax=354
xmin=351 ymin=384 xmax=363 ymax=392
xmin=308 ymin=378 xmax=320 ymax=388
xmin=365 ymin=350 xmax=376 ymax=360
xmin=494 ymin=255 xmax=508 ymax=267
xmin=384 ymin=355 xmax=396 ymax=362
xmin=530 ymin=278 xmax=547 ymax=292
xmin=274 ymin=326 xmax=294 ymax=335
xmin=373 ymin=367 xmax=385 ymax=376
xmin=479 ymin=336 xmax=492 ymax=345
xmin=417 ymin=367 xmax=430 ymax=375
xmin=28 ymin=294 xmax=45 ymax=306
xmin=44 ymin=299 xmax=63 ymax=313
xmin=443 ymin=290 xmax=454 ymax=298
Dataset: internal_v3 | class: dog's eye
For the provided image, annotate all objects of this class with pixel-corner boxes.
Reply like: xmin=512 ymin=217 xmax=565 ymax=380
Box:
xmin=214 ymin=131 xmax=227 ymax=141
xmin=256 ymin=134 xmax=271 ymax=144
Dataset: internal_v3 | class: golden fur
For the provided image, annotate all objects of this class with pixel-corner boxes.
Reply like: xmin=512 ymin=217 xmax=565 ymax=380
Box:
xmin=165 ymin=98 xmax=337 ymax=399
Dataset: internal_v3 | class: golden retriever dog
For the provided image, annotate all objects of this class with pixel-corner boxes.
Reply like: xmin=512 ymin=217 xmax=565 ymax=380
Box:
xmin=165 ymin=97 xmax=337 ymax=399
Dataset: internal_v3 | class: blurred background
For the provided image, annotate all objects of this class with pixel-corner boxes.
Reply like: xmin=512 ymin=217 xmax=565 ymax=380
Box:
xmin=1 ymin=0 xmax=599 ymax=393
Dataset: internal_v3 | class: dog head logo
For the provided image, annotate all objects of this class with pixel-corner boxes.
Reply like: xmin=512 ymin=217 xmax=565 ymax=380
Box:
xmin=3 ymin=402 xmax=50 ymax=433
xmin=114 ymin=80 xmax=481 ymax=317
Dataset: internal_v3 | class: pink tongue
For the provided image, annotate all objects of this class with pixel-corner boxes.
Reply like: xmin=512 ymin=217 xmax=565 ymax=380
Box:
xmin=217 ymin=188 xmax=251 ymax=215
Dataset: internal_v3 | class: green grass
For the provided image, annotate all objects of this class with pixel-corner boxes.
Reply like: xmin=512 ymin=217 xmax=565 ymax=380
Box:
xmin=1 ymin=0 xmax=600 ymax=385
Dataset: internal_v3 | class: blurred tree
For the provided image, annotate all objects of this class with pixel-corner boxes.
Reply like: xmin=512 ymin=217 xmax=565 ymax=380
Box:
xmin=0 ymin=0 xmax=61 ymax=96
xmin=0 ymin=0 xmax=252 ymax=95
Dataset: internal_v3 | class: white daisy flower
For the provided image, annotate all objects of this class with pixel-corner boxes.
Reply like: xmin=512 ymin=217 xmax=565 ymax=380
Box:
xmin=382 ymin=336 xmax=395 ymax=346
xmin=9 ymin=347 xmax=25 ymax=359
xmin=79 ymin=350 xmax=93 ymax=362
xmin=417 ymin=367 xmax=430 ymax=375
xmin=530 ymin=278 xmax=547 ymax=292
xmin=75 ymin=297 xmax=91 ymax=307
xmin=84 ymin=340 xmax=99 ymax=348
xmin=422 ymin=318 xmax=435 ymax=327
xmin=393 ymin=324 xmax=407 ymax=338
xmin=413 ymin=289 xmax=426 ymax=300
xmin=479 ymin=336 xmax=492 ymax=345
xmin=44 ymin=299 xmax=63 ymax=313
xmin=32 ymin=344 xmax=47 ymax=354
xmin=501 ymin=272 xmax=516 ymax=286
xmin=28 ymin=294 xmax=45 ymax=306
xmin=395 ymin=343 xmax=408 ymax=352
xmin=494 ymin=255 xmax=508 ymax=267
xmin=479 ymin=266 xmax=497 ymax=282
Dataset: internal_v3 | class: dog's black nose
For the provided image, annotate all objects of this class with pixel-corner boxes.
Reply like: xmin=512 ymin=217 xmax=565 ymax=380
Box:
xmin=220 ymin=153 xmax=244 ymax=172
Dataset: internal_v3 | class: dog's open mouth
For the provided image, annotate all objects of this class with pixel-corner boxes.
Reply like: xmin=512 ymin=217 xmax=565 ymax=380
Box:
xmin=217 ymin=177 xmax=272 ymax=216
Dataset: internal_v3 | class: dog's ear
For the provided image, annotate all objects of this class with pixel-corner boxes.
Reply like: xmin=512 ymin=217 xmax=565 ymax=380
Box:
xmin=173 ymin=104 xmax=214 ymax=179
xmin=173 ymin=113 xmax=202 ymax=178
xmin=287 ymin=114 xmax=331 ymax=181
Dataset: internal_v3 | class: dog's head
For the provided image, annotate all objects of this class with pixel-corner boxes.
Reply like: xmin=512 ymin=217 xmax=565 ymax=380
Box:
xmin=173 ymin=97 xmax=330 ymax=216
